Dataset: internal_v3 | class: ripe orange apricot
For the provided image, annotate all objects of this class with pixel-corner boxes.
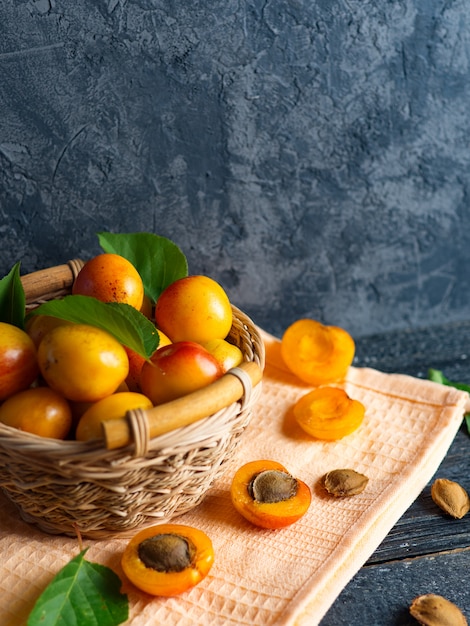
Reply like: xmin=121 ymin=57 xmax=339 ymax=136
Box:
xmin=121 ymin=524 xmax=214 ymax=596
xmin=72 ymin=253 xmax=144 ymax=310
xmin=154 ymin=275 xmax=232 ymax=343
xmin=0 ymin=322 xmax=39 ymax=401
xmin=281 ymin=319 xmax=355 ymax=385
xmin=293 ymin=386 xmax=365 ymax=440
xmin=230 ymin=460 xmax=312 ymax=529
xmin=201 ymin=338 xmax=243 ymax=374
xmin=75 ymin=391 xmax=153 ymax=441
xmin=140 ymin=341 xmax=223 ymax=405
xmin=0 ymin=386 xmax=72 ymax=439
xmin=37 ymin=324 xmax=129 ymax=402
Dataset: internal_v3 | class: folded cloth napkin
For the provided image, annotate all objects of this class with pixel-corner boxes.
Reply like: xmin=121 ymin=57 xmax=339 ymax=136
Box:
xmin=1 ymin=329 xmax=468 ymax=626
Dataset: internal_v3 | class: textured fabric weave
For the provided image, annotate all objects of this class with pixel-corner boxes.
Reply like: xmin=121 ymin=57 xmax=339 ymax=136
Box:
xmin=1 ymin=329 xmax=468 ymax=626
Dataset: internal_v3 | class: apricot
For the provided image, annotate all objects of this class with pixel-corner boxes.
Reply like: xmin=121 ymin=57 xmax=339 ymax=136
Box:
xmin=281 ymin=319 xmax=355 ymax=385
xmin=201 ymin=338 xmax=243 ymax=373
xmin=0 ymin=386 xmax=72 ymax=440
xmin=75 ymin=391 xmax=153 ymax=441
xmin=69 ymin=380 xmax=131 ymax=430
xmin=230 ymin=460 xmax=312 ymax=529
xmin=72 ymin=253 xmax=144 ymax=310
xmin=140 ymin=341 xmax=223 ymax=405
xmin=121 ymin=524 xmax=214 ymax=596
xmin=293 ymin=386 xmax=365 ymax=440
xmin=37 ymin=324 xmax=129 ymax=403
xmin=154 ymin=275 xmax=232 ymax=343
xmin=0 ymin=322 xmax=39 ymax=401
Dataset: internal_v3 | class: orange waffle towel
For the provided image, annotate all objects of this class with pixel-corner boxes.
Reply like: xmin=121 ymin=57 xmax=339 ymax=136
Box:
xmin=1 ymin=329 xmax=468 ymax=626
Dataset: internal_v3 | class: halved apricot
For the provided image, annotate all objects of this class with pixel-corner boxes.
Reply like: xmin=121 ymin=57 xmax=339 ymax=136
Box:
xmin=293 ymin=386 xmax=365 ymax=440
xmin=281 ymin=319 xmax=355 ymax=385
xmin=121 ymin=524 xmax=214 ymax=596
xmin=230 ymin=460 xmax=311 ymax=529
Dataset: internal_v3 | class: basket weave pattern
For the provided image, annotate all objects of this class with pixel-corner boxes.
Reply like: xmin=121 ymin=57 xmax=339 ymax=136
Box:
xmin=0 ymin=261 xmax=265 ymax=538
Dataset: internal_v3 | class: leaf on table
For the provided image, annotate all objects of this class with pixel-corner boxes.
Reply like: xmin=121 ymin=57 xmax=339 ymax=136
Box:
xmin=98 ymin=231 xmax=188 ymax=303
xmin=428 ymin=368 xmax=470 ymax=393
xmin=27 ymin=549 xmax=128 ymax=626
xmin=26 ymin=295 xmax=159 ymax=358
xmin=0 ymin=262 xmax=26 ymax=329
xmin=428 ymin=368 xmax=470 ymax=436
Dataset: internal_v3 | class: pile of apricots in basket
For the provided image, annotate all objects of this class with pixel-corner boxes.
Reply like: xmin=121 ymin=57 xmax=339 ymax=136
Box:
xmin=0 ymin=250 xmax=247 ymax=442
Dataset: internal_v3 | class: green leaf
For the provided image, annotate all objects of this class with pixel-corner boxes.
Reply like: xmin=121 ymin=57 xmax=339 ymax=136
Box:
xmin=428 ymin=368 xmax=447 ymax=385
xmin=27 ymin=549 xmax=128 ymax=626
xmin=27 ymin=295 xmax=159 ymax=358
xmin=98 ymin=231 xmax=188 ymax=303
xmin=0 ymin=262 xmax=26 ymax=329
xmin=428 ymin=369 xmax=470 ymax=436
xmin=428 ymin=368 xmax=470 ymax=393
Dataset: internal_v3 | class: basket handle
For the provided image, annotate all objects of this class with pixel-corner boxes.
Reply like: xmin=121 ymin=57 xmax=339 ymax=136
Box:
xmin=102 ymin=360 xmax=263 ymax=451
xmin=21 ymin=259 xmax=84 ymax=304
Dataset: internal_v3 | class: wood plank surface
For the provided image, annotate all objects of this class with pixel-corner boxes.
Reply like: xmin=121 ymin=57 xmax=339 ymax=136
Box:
xmin=320 ymin=321 xmax=470 ymax=625
xmin=322 ymin=551 xmax=470 ymax=626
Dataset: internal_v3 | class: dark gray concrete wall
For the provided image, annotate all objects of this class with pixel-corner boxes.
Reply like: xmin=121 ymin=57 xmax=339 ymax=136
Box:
xmin=2 ymin=1 xmax=470 ymax=339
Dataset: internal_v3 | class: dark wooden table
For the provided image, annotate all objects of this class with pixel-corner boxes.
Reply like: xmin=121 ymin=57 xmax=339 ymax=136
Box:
xmin=320 ymin=320 xmax=470 ymax=625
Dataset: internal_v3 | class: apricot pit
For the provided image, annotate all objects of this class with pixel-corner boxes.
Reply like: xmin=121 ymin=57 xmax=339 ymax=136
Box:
xmin=322 ymin=469 xmax=369 ymax=497
xmin=138 ymin=533 xmax=196 ymax=573
xmin=249 ymin=470 xmax=298 ymax=503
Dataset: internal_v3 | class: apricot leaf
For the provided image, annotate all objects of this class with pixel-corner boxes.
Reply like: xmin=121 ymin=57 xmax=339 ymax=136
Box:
xmin=428 ymin=368 xmax=470 ymax=436
xmin=0 ymin=262 xmax=26 ymax=329
xmin=98 ymin=231 xmax=188 ymax=303
xmin=27 ymin=295 xmax=159 ymax=358
xmin=428 ymin=368 xmax=470 ymax=393
xmin=27 ymin=549 xmax=128 ymax=626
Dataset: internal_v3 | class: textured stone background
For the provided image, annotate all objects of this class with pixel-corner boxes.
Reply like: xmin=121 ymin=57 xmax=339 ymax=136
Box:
xmin=2 ymin=0 xmax=470 ymax=339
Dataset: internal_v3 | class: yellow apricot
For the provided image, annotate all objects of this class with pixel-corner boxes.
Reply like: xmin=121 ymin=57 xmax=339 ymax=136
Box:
xmin=37 ymin=324 xmax=129 ymax=403
xmin=75 ymin=391 xmax=153 ymax=441
xmin=201 ymin=338 xmax=243 ymax=373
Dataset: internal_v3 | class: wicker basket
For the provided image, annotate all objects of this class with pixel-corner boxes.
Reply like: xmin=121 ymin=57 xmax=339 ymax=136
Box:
xmin=0 ymin=260 xmax=265 ymax=538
